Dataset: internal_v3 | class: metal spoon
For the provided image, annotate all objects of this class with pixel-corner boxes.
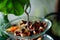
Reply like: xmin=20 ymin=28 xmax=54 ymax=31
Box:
xmin=24 ymin=3 xmax=31 ymax=27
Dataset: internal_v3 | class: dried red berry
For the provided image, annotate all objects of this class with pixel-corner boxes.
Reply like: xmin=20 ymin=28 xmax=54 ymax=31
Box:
xmin=15 ymin=31 xmax=20 ymax=36
xmin=22 ymin=20 xmax=27 ymax=24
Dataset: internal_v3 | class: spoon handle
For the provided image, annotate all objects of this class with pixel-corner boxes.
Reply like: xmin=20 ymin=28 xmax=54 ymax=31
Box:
xmin=24 ymin=3 xmax=31 ymax=27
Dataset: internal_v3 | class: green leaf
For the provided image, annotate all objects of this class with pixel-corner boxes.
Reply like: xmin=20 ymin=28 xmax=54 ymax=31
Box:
xmin=0 ymin=0 xmax=30 ymax=16
xmin=6 ymin=1 xmax=13 ymax=13
xmin=13 ymin=1 xmax=24 ymax=16
xmin=18 ymin=0 xmax=30 ymax=7
xmin=1 ymin=7 xmax=8 ymax=15
xmin=0 ymin=0 xmax=4 ymax=3
xmin=0 ymin=0 xmax=8 ymax=9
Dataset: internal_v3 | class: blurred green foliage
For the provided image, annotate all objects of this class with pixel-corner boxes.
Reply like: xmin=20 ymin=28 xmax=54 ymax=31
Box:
xmin=0 ymin=0 xmax=30 ymax=16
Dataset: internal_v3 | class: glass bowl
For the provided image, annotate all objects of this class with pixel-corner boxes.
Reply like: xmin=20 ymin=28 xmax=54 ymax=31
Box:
xmin=1 ymin=16 xmax=52 ymax=40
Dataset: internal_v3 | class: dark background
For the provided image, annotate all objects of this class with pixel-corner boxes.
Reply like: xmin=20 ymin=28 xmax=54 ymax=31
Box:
xmin=46 ymin=0 xmax=60 ymax=40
